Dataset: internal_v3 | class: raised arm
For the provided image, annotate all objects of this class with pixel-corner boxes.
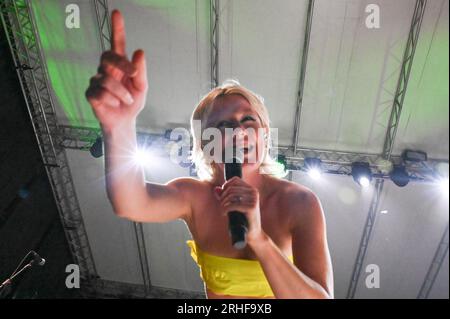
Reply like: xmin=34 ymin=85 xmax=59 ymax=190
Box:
xmin=85 ymin=10 xmax=192 ymax=223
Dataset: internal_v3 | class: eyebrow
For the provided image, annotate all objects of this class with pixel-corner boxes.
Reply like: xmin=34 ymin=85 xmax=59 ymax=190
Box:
xmin=213 ymin=113 xmax=258 ymax=125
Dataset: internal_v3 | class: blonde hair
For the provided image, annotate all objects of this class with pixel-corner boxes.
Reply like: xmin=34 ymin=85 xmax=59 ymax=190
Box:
xmin=190 ymin=80 xmax=286 ymax=180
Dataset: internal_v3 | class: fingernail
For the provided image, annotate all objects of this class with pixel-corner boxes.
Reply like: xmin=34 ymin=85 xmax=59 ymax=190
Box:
xmin=125 ymin=94 xmax=134 ymax=104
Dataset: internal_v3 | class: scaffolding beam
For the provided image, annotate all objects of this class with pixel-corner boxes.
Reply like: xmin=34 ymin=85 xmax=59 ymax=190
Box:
xmin=292 ymin=0 xmax=315 ymax=153
xmin=210 ymin=0 xmax=219 ymax=88
xmin=0 ymin=0 xmax=97 ymax=288
xmin=133 ymin=222 xmax=152 ymax=296
xmin=417 ymin=224 xmax=449 ymax=299
xmin=59 ymin=125 xmax=446 ymax=184
xmin=93 ymin=0 xmax=111 ymax=52
xmin=383 ymin=0 xmax=427 ymax=161
xmin=346 ymin=0 xmax=427 ymax=299
xmin=84 ymin=279 xmax=205 ymax=299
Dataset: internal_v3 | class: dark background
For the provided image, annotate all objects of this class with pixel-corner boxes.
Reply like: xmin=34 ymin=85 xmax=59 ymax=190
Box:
xmin=0 ymin=22 xmax=79 ymax=299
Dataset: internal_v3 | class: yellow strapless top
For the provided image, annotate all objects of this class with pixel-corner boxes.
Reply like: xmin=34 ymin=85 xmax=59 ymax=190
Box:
xmin=186 ymin=240 xmax=294 ymax=298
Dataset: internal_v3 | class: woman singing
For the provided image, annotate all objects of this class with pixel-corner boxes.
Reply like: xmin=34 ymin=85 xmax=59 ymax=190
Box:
xmin=85 ymin=10 xmax=333 ymax=299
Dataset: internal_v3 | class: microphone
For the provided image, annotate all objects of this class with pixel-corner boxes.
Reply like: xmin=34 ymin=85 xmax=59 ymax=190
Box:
xmin=30 ymin=251 xmax=45 ymax=266
xmin=224 ymin=156 xmax=249 ymax=249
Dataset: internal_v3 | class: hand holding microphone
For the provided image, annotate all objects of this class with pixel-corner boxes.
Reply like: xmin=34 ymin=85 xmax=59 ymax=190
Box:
xmin=217 ymin=156 xmax=264 ymax=250
xmin=224 ymin=157 xmax=248 ymax=249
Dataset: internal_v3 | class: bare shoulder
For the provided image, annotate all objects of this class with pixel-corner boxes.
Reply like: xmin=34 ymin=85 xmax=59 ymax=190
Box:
xmin=167 ymin=176 xmax=202 ymax=188
xmin=167 ymin=176 xmax=210 ymax=195
xmin=268 ymin=177 xmax=319 ymax=205
xmin=267 ymin=177 xmax=324 ymax=229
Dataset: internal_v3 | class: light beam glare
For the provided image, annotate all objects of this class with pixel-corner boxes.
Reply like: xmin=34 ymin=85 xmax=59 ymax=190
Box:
xmin=359 ymin=176 xmax=371 ymax=188
xmin=308 ymin=168 xmax=322 ymax=180
xmin=133 ymin=148 xmax=155 ymax=168
xmin=440 ymin=178 xmax=449 ymax=196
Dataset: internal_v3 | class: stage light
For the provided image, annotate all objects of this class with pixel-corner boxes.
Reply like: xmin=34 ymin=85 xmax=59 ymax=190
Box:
xmin=304 ymin=158 xmax=322 ymax=180
xmin=434 ymin=162 xmax=449 ymax=196
xmin=389 ymin=165 xmax=410 ymax=187
xmin=435 ymin=162 xmax=449 ymax=177
xmin=359 ymin=176 xmax=371 ymax=187
xmin=276 ymin=154 xmax=287 ymax=172
xmin=133 ymin=148 xmax=154 ymax=167
xmin=439 ymin=178 xmax=449 ymax=196
xmin=375 ymin=158 xmax=393 ymax=175
xmin=90 ymin=137 xmax=103 ymax=158
xmin=351 ymin=162 xmax=372 ymax=187
xmin=402 ymin=149 xmax=427 ymax=162
xmin=308 ymin=168 xmax=322 ymax=180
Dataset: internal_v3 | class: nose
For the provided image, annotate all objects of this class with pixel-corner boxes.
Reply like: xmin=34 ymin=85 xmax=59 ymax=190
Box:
xmin=235 ymin=127 xmax=246 ymax=136
xmin=233 ymin=127 xmax=248 ymax=143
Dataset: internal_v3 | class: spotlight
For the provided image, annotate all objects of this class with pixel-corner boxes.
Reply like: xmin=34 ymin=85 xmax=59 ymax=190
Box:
xmin=359 ymin=176 xmax=371 ymax=187
xmin=304 ymin=158 xmax=322 ymax=180
xmin=440 ymin=178 xmax=449 ymax=196
xmin=133 ymin=148 xmax=154 ymax=167
xmin=276 ymin=154 xmax=288 ymax=172
xmin=402 ymin=149 xmax=427 ymax=162
xmin=375 ymin=158 xmax=393 ymax=175
xmin=351 ymin=162 xmax=372 ymax=187
xmin=308 ymin=168 xmax=322 ymax=180
xmin=89 ymin=137 xmax=103 ymax=158
xmin=389 ymin=165 xmax=410 ymax=187
xmin=434 ymin=162 xmax=449 ymax=196
xmin=435 ymin=162 xmax=449 ymax=179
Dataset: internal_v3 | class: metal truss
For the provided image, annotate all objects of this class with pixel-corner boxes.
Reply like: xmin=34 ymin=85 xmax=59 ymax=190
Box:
xmin=417 ymin=224 xmax=449 ymax=299
xmin=58 ymin=125 xmax=100 ymax=150
xmin=383 ymin=0 xmax=427 ymax=160
xmin=346 ymin=179 xmax=384 ymax=298
xmin=292 ymin=0 xmax=315 ymax=154
xmin=346 ymin=0 xmax=428 ymax=299
xmin=210 ymin=0 xmax=219 ymax=88
xmin=278 ymin=145 xmax=446 ymax=184
xmin=0 ymin=0 xmax=98 ymax=288
xmin=93 ymin=0 xmax=111 ymax=52
xmin=133 ymin=222 xmax=152 ymax=296
xmin=59 ymin=126 xmax=446 ymax=183
xmin=83 ymin=279 xmax=205 ymax=299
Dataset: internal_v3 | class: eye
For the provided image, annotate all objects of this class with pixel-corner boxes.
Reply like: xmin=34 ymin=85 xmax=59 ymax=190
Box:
xmin=217 ymin=120 xmax=233 ymax=128
xmin=241 ymin=115 xmax=256 ymax=122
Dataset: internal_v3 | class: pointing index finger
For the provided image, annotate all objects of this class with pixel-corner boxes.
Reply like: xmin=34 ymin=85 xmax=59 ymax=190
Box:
xmin=111 ymin=10 xmax=126 ymax=56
